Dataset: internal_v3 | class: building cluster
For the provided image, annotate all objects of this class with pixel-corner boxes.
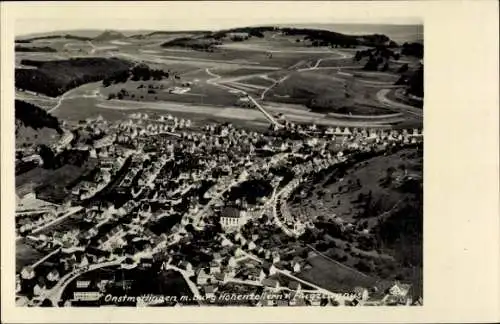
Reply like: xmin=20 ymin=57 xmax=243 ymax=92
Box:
xmin=16 ymin=111 xmax=423 ymax=307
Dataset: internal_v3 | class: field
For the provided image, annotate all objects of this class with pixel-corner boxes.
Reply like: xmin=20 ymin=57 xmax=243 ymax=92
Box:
xmin=298 ymin=252 xmax=381 ymax=293
xmin=289 ymin=147 xmax=422 ymax=225
xmin=16 ymin=239 xmax=45 ymax=272
xmin=16 ymin=125 xmax=61 ymax=149
xmin=16 ymin=27 xmax=423 ymax=133
xmin=100 ymin=79 xmax=240 ymax=107
xmin=16 ymin=158 xmax=98 ymax=203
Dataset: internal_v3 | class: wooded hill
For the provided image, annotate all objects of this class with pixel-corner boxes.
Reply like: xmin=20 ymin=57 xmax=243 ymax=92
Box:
xmin=15 ymin=57 xmax=133 ymax=97
xmin=15 ymin=100 xmax=62 ymax=134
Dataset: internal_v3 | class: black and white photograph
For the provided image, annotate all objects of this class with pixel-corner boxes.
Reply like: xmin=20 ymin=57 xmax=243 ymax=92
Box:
xmin=11 ymin=2 xmax=424 ymax=309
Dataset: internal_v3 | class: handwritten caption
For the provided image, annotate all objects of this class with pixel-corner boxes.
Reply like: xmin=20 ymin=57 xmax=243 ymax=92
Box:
xmin=103 ymin=292 xmax=330 ymax=304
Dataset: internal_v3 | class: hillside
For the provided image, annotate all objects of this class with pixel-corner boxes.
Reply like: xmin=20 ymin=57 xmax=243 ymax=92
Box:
xmin=15 ymin=100 xmax=62 ymax=149
xmin=93 ymin=30 xmax=126 ymax=41
xmin=395 ymin=64 xmax=424 ymax=99
xmin=16 ymin=34 xmax=93 ymax=42
xmin=289 ymin=146 xmax=423 ymax=296
xmin=15 ymin=57 xmax=133 ymax=97
xmin=161 ymin=26 xmax=397 ymax=50
xmin=15 ymin=100 xmax=62 ymax=134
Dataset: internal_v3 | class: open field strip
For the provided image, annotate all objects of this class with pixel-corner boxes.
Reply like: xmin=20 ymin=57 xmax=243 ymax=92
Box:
xmin=225 ymin=81 xmax=267 ymax=90
xmin=96 ymin=99 xmax=268 ymax=121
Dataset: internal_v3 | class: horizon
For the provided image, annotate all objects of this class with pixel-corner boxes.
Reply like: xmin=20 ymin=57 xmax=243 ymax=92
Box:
xmin=11 ymin=1 xmax=422 ymax=37
xmin=16 ymin=22 xmax=423 ymax=38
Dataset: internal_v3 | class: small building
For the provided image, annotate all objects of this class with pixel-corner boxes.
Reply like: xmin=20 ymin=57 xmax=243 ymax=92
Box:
xmin=228 ymin=256 xmax=238 ymax=268
xmin=33 ymin=283 xmax=46 ymax=296
xmin=354 ymin=287 xmax=369 ymax=301
xmin=292 ymin=261 xmax=301 ymax=273
xmin=213 ymin=252 xmax=223 ymax=263
xmin=271 ymin=252 xmax=280 ymax=264
xmin=21 ymin=266 xmax=35 ymax=280
xmin=196 ymin=269 xmax=211 ymax=286
xmin=247 ymin=241 xmax=257 ymax=251
xmin=209 ymin=261 xmax=221 ymax=274
xmin=46 ymin=269 xmax=60 ymax=282
xmin=262 ymin=278 xmax=280 ymax=290
xmin=388 ymin=281 xmax=412 ymax=298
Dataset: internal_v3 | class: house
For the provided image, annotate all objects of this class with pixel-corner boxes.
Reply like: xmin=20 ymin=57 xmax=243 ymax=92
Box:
xmin=209 ymin=261 xmax=221 ymax=274
xmin=262 ymin=278 xmax=280 ymax=290
xmin=389 ymin=281 xmax=411 ymax=298
xmin=220 ymin=207 xmax=247 ymax=231
xmin=213 ymin=252 xmax=223 ymax=263
xmin=247 ymin=241 xmax=257 ymax=251
xmin=354 ymin=287 xmax=369 ymax=301
xmin=233 ymin=248 xmax=244 ymax=258
xmin=33 ymin=283 xmax=46 ymax=296
xmin=292 ymin=261 xmax=301 ymax=273
xmin=196 ymin=269 xmax=211 ymax=285
xmin=21 ymin=266 xmax=35 ymax=280
xmin=46 ymin=269 xmax=60 ymax=282
xmin=262 ymin=262 xmax=278 ymax=276
xmin=271 ymin=251 xmax=280 ymax=264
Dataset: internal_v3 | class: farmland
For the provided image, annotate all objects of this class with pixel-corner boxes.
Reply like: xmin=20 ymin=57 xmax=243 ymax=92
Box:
xmin=15 ymin=26 xmax=423 ymax=129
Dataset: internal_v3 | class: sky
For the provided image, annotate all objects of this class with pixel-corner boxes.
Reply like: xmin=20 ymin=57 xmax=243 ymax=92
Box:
xmin=10 ymin=1 xmax=422 ymax=36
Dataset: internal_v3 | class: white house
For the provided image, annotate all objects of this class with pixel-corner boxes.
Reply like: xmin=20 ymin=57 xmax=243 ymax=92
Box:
xmin=21 ymin=266 xmax=35 ymax=280
xmin=292 ymin=261 xmax=301 ymax=273
xmin=47 ymin=269 xmax=60 ymax=282
xmin=209 ymin=261 xmax=221 ymax=274
xmin=354 ymin=287 xmax=369 ymax=301
xmin=220 ymin=207 xmax=248 ymax=231
xmin=228 ymin=256 xmax=238 ymax=268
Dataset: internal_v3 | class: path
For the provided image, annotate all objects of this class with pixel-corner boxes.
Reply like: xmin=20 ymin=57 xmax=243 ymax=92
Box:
xmin=206 ymin=68 xmax=282 ymax=128
xmin=376 ymin=89 xmax=423 ymax=118
xmin=31 ymin=206 xmax=83 ymax=235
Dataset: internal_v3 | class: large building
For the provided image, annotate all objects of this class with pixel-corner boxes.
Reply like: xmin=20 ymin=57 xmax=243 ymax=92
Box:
xmin=219 ymin=206 xmax=247 ymax=231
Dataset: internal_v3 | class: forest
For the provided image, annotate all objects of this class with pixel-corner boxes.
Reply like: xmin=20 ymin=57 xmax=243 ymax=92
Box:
xmin=15 ymin=57 xmax=133 ymax=97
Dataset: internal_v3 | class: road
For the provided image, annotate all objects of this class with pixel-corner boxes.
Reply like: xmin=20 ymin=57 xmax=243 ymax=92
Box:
xmin=163 ymin=263 xmax=203 ymax=304
xmin=230 ymin=240 xmax=349 ymax=302
xmin=31 ymin=206 xmax=84 ymax=235
xmin=376 ymin=89 xmax=423 ymax=118
xmin=31 ymin=257 xmax=125 ymax=306
xmin=206 ymin=68 xmax=283 ymax=128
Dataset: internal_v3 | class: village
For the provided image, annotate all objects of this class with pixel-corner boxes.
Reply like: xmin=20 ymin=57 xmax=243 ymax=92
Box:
xmin=15 ymin=111 xmax=423 ymax=307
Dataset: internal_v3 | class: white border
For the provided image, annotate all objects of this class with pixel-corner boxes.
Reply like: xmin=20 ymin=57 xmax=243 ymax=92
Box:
xmin=2 ymin=1 xmax=499 ymax=323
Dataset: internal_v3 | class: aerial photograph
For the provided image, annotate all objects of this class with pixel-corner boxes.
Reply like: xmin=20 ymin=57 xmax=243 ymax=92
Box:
xmin=14 ymin=15 xmax=423 ymax=307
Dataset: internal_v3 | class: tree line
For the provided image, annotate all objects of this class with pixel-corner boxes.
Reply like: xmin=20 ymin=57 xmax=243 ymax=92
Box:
xmin=15 ymin=45 xmax=57 ymax=53
xmin=15 ymin=100 xmax=62 ymax=134
xmin=15 ymin=57 xmax=133 ymax=97
xmin=102 ymin=64 xmax=170 ymax=87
